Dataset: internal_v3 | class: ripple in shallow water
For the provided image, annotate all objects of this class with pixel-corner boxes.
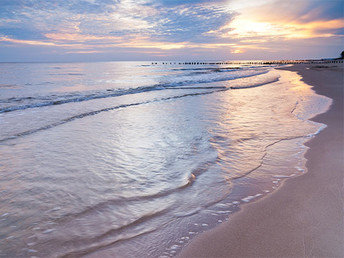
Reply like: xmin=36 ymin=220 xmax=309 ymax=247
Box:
xmin=0 ymin=63 xmax=331 ymax=257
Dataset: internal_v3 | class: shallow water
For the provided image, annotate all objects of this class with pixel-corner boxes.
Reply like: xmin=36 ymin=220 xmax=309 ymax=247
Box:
xmin=0 ymin=62 xmax=331 ymax=257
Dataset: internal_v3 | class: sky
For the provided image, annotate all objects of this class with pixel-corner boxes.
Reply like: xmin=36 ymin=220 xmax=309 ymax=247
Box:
xmin=0 ymin=0 xmax=343 ymax=62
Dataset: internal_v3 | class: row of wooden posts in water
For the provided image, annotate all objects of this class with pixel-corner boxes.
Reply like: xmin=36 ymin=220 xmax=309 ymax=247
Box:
xmin=151 ymin=60 xmax=343 ymax=65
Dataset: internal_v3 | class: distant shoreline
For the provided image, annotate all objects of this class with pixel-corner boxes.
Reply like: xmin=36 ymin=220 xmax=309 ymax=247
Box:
xmin=151 ymin=59 xmax=344 ymax=66
xmin=1 ymin=59 xmax=343 ymax=65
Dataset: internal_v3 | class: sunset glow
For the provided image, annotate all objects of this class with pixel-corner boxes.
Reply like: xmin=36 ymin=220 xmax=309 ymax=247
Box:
xmin=0 ymin=0 xmax=343 ymax=61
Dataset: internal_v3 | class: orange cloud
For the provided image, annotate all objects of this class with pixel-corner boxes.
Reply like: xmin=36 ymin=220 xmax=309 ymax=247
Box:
xmin=0 ymin=36 xmax=57 ymax=46
xmin=0 ymin=36 xmax=96 ymax=50
xmin=231 ymin=49 xmax=244 ymax=54
xmin=221 ymin=17 xmax=344 ymax=39
xmin=221 ymin=0 xmax=344 ymax=41
xmin=285 ymin=19 xmax=344 ymax=38
xmin=45 ymin=33 xmax=122 ymax=42
xmin=66 ymin=50 xmax=103 ymax=54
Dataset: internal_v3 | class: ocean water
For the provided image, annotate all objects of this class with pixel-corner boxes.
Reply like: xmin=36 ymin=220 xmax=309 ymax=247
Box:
xmin=0 ymin=62 xmax=331 ymax=257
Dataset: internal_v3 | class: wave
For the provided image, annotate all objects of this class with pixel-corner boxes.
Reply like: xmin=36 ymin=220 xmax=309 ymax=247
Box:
xmin=0 ymin=75 xmax=279 ymax=143
xmin=173 ymin=67 xmax=242 ymax=71
xmin=0 ymin=90 xmax=224 ymax=143
xmin=40 ymin=209 xmax=166 ymax=257
xmin=0 ymin=70 xmax=268 ymax=114
xmin=0 ymin=85 xmax=165 ymax=113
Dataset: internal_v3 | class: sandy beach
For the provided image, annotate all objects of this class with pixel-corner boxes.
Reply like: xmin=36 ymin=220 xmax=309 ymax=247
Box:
xmin=179 ymin=64 xmax=344 ymax=258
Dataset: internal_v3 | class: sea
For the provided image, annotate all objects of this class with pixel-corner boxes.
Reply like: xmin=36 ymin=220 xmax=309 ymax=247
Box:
xmin=0 ymin=61 xmax=331 ymax=257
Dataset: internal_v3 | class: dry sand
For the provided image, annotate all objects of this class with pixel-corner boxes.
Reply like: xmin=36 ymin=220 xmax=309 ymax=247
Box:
xmin=179 ymin=64 xmax=344 ymax=258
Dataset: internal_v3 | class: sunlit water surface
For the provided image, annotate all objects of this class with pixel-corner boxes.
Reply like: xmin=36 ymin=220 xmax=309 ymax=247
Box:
xmin=0 ymin=62 xmax=331 ymax=257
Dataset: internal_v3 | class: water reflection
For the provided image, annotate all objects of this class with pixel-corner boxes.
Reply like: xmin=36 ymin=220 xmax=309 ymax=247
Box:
xmin=0 ymin=64 xmax=331 ymax=257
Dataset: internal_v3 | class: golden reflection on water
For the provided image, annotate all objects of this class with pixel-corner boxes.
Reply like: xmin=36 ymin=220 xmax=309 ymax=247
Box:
xmin=0 ymin=65 xmax=331 ymax=257
xmin=207 ymin=69 xmax=328 ymax=184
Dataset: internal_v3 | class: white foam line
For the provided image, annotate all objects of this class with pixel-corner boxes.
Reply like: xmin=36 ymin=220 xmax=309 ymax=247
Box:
xmin=241 ymin=193 xmax=263 ymax=203
xmin=273 ymin=175 xmax=291 ymax=178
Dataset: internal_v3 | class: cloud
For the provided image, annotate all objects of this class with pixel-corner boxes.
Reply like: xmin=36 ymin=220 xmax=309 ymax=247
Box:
xmin=0 ymin=0 xmax=120 ymax=15
xmin=231 ymin=0 xmax=344 ymax=24
xmin=147 ymin=4 xmax=236 ymax=42
xmin=0 ymin=27 xmax=46 ymax=40
xmin=0 ymin=0 xmax=236 ymax=43
xmin=148 ymin=0 xmax=226 ymax=7
xmin=222 ymin=0 xmax=344 ymax=40
xmin=0 ymin=0 xmax=343 ymax=61
xmin=296 ymin=0 xmax=344 ymax=22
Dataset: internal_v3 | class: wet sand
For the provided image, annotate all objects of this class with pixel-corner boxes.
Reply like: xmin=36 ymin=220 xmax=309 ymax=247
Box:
xmin=179 ymin=64 xmax=344 ymax=257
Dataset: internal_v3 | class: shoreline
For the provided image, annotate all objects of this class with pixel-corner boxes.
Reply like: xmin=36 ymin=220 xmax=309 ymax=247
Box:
xmin=179 ymin=64 xmax=344 ymax=257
